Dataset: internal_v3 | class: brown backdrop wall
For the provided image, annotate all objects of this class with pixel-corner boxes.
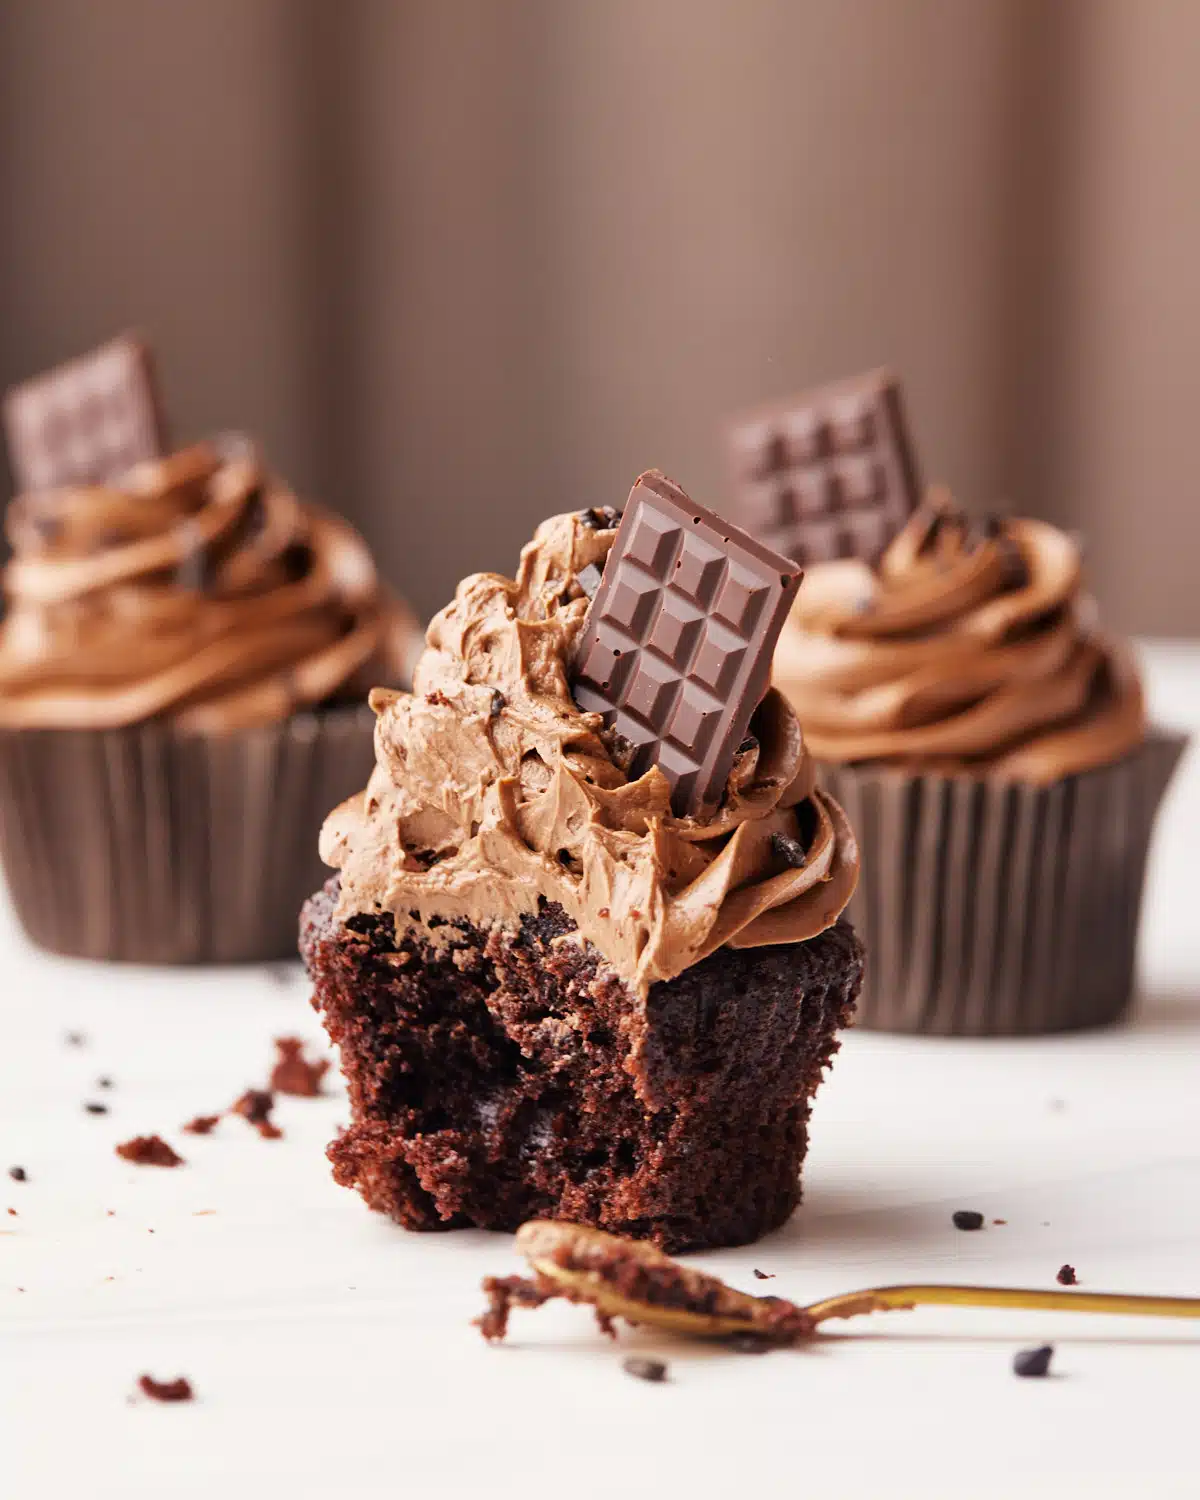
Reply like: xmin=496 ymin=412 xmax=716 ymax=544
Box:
xmin=1 ymin=0 xmax=1197 ymax=634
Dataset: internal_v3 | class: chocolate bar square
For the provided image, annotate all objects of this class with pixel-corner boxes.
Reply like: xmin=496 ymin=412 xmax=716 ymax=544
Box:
xmin=3 ymin=333 xmax=166 ymax=492
xmin=572 ymin=470 xmax=798 ymax=815
xmin=724 ymin=368 xmax=921 ymax=565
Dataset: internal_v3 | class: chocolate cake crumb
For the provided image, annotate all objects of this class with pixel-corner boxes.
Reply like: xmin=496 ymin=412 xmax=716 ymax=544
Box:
xmin=489 ymin=690 xmax=506 ymax=718
xmin=97 ymin=1077 xmax=114 ymax=1090
xmin=7 ymin=1207 xmax=16 ymax=1216
xmin=952 ymin=1210 xmax=985 ymax=1231
xmin=475 ymin=1275 xmax=552 ymax=1341
xmin=1013 ymin=1345 xmax=1054 ymax=1378
xmin=752 ymin=1269 xmax=774 ymax=1280
xmin=425 ymin=689 xmax=451 ymax=707
xmin=137 ymin=1375 xmax=194 ymax=1403
xmin=993 ymin=1218 xmax=1008 ymax=1225
xmin=8 ymin=1167 xmax=27 ymax=1182
xmin=233 ymin=1090 xmax=282 ymax=1139
xmin=770 ymin=833 xmax=808 ymax=869
xmin=116 ymin=1136 xmax=183 ymax=1168
xmin=84 ymin=1102 xmax=109 ymax=1115
xmin=622 ymin=1356 xmax=668 ymax=1383
xmin=1056 ymin=1264 xmax=1078 ymax=1286
xmin=269 ymin=1037 xmax=329 ymax=1097
xmin=182 ymin=1115 xmax=221 ymax=1136
xmin=64 ymin=1031 xmax=86 ymax=1048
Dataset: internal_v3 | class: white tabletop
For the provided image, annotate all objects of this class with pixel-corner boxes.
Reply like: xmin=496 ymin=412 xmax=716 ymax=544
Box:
xmin=2 ymin=641 xmax=1198 ymax=1500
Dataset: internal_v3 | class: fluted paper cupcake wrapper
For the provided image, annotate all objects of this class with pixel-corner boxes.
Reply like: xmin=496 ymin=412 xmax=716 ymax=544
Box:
xmin=820 ymin=728 xmax=1188 ymax=1035
xmin=0 ymin=706 xmax=377 ymax=964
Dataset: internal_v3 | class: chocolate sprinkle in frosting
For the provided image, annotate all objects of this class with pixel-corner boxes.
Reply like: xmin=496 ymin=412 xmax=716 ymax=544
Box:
xmin=578 ymin=507 xmax=622 ymax=531
xmin=770 ymin=833 xmax=808 ymax=869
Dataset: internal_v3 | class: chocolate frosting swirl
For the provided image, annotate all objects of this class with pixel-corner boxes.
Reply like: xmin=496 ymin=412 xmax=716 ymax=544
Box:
xmin=773 ymin=495 xmax=1145 ymax=781
xmin=0 ymin=440 xmax=422 ymax=730
xmin=321 ymin=511 xmax=859 ymax=994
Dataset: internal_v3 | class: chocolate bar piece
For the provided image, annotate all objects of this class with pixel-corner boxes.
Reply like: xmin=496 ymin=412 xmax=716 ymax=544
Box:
xmin=724 ymin=368 xmax=920 ymax=565
xmin=3 ymin=333 xmax=166 ymax=493
xmin=572 ymin=470 xmax=798 ymax=816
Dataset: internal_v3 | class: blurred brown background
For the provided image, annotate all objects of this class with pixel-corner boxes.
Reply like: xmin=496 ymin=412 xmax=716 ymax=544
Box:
xmin=1 ymin=0 xmax=1197 ymax=633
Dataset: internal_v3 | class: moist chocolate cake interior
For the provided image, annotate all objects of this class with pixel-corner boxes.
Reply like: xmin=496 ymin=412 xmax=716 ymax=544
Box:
xmin=302 ymin=878 xmax=862 ymax=1253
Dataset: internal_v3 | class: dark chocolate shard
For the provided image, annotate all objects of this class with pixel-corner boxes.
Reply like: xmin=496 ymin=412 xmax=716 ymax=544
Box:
xmin=3 ymin=333 xmax=167 ymax=492
xmin=952 ymin=1209 xmax=985 ymax=1231
xmin=724 ymin=368 xmax=921 ymax=566
xmin=1013 ymin=1345 xmax=1054 ymax=1379
xmin=577 ymin=562 xmax=604 ymax=599
xmin=571 ymin=470 xmax=798 ymax=816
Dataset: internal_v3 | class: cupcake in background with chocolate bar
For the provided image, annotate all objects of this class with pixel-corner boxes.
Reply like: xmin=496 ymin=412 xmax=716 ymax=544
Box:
xmin=0 ymin=334 xmax=423 ymax=962
xmin=772 ymin=489 xmax=1184 ymax=1035
xmin=302 ymin=471 xmax=863 ymax=1252
xmin=727 ymin=368 xmax=1185 ymax=1034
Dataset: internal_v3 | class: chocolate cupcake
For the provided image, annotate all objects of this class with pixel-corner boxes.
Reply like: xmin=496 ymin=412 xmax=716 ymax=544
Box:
xmin=773 ymin=492 xmax=1186 ymax=1035
xmin=302 ymin=476 xmax=863 ymax=1252
xmin=0 ymin=337 xmax=422 ymax=962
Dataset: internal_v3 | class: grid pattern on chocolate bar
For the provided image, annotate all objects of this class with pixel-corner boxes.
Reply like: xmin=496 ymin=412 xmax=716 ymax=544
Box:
xmin=3 ymin=334 xmax=166 ymax=493
xmin=724 ymin=369 xmax=920 ymax=566
xmin=572 ymin=471 xmax=797 ymax=816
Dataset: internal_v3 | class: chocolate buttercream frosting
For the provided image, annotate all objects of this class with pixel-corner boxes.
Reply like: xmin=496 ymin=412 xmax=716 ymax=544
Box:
xmin=773 ymin=493 xmax=1145 ymax=781
xmin=0 ymin=440 xmax=422 ymax=730
xmin=321 ymin=511 xmax=860 ymax=994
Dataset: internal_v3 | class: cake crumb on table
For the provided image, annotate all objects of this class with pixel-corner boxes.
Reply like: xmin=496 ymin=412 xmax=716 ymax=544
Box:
xmin=137 ymin=1375 xmax=194 ymax=1403
xmin=115 ymin=1136 xmax=184 ymax=1168
xmin=232 ymin=1089 xmax=282 ymax=1138
xmin=622 ymin=1356 xmax=668 ymax=1383
xmin=952 ymin=1210 xmax=985 ymax=1231
xmin=269 ymin=1036 xmax=329 ymax=1097
xmin=1056 ymin=1264 xmax=1078 ymax=1285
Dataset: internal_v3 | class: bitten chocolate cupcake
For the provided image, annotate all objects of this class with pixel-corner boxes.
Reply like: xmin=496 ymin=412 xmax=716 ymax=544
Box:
xmin=773 ymin=492 xmax=1185 ymax=1035
xmin=0 ymin=335 xmax=422 ymax=962
xmin=302 ymin=472 xmax=863 ymax=1252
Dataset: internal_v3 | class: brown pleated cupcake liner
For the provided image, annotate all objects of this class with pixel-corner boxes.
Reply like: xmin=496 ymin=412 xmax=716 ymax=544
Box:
xmin=820 ymin=727 xmax=1188 ymax=1035
xmin=0 ymin=705 xmax=378 ymax=963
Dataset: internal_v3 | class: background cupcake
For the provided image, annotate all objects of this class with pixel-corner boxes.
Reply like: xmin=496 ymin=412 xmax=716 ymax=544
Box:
xmin=0 ymin=334 xmax=423 ymax=963
xmin=773 ymin=493 xmax=1186 ymax=1035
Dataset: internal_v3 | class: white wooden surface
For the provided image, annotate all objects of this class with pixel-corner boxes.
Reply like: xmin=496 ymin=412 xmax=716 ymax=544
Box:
xmin=2 ymin=642 xmax=1198 ymax=1500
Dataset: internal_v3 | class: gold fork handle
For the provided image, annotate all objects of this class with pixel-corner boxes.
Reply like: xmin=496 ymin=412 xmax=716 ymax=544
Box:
xmin=808 ymin=1283 xmax=1200 ymax=1326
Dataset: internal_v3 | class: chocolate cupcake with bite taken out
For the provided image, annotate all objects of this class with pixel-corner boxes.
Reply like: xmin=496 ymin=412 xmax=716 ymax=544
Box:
xmin=0 ymin=335 xmax=422 ymax=962
xmin=302 ymin=471 xmax=863 ymax=1252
